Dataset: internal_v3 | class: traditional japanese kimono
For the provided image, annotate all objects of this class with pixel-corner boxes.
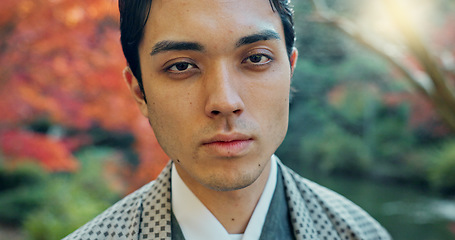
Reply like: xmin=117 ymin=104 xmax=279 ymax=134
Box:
xmin=63 ymin=157 xmax=391 ymax=240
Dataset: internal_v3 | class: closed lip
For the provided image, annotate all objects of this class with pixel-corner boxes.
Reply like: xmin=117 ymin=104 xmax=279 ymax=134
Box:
xmin=202 ymin=133 xmax=253 ymax=145
xmin=201 ymin=133 xmax=254 ymax=157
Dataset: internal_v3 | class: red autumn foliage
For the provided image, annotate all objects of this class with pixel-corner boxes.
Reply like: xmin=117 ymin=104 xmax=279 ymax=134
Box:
xmin=0 ymin=130 xmax=79 ymax=172
xmin=0 ymin=0 xmax=133 ymax=130
xmin=0 ymin=0 xmax=168 ymax=192
xmin=382 ymin=92 xmax=450 ymax=136
xmin=433 ymin=16 xmax=455 ymax=52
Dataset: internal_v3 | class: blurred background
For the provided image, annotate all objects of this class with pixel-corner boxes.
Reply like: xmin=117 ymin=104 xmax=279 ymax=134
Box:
xmin=0 ymin=0 xmax=454 ymax=239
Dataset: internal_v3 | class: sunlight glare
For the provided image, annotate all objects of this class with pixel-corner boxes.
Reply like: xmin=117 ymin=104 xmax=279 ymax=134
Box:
xmin=356 ymin=0 xmax=437 ymax=44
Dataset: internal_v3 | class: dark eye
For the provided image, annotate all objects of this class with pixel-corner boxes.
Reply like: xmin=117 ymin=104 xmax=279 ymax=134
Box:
xmin=167 ymin=62 xmax=195 ymax=72
xmin=244 ymin=54 xmax=272 ymax=65
xmin=249 ymin=55 xmax=263 ymax=63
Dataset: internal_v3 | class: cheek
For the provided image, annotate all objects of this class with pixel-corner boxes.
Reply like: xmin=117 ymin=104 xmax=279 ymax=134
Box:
xmin=268 ymin=89 xmax=290 ymax=134
xmin=144 ymin=88 xmax=200 ymax=157
xmin=248 ymin=73 xmax=290 ymax=134
xmin=269 ymin=85 xmax=290 ymax=143
xmin=144 ymin=95 xmax=183 ymax=157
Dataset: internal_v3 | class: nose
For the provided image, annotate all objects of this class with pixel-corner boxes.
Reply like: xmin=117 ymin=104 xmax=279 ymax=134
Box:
xmin=204 ymin=64 xmax=244 ymax=118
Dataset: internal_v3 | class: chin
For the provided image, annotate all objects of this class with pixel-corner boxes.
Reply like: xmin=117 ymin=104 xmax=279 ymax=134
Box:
xmin=201 ymin=167 xmax=263 ymax=192
xmin=204 ymin=179 xmax=254 ymax=192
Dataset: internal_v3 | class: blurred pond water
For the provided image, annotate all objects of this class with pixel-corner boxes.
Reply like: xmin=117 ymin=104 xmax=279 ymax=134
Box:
xmin=303 ymin=171 xmax=455 ymax=240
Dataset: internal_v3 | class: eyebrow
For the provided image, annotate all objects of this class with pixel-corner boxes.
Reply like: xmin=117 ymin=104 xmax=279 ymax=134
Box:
xmin=235 ymin=30 xmax=281 ymax=48
xmin=149 ymin=30 xmax=281 ymax=56
xmin=150 ymin=41 xmax=204 ymax=56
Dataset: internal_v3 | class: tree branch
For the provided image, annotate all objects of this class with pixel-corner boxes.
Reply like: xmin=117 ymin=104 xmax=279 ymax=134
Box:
xmin=307 ymin=0 xmax=455 ymax=132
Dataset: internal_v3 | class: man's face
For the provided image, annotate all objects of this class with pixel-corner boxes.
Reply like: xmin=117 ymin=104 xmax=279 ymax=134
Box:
xmin=131 ymin=0 xmax=297 ymax=191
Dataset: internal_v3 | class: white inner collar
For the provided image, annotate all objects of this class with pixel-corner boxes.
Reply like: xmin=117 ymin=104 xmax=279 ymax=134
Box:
xmin=171 ymin=155 xmax=278 ymax=240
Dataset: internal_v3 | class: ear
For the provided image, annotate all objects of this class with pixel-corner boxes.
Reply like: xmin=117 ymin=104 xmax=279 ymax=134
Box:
xmin=289 ymin=47 xmax=298 ymax=77
xmin=123 ymin=66 xmax=149 ymax=117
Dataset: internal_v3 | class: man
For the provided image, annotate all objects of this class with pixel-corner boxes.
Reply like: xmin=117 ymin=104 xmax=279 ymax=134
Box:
xmin=64 ymin=0 xmax=391 ymax=239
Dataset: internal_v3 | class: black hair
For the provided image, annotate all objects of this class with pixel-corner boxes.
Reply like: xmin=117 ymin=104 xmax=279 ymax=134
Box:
xmin=119 ymin=0 xmax=295 ymax=96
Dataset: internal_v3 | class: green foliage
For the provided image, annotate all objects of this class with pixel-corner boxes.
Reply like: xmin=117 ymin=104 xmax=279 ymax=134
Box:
xmin=18 ymin=147 xmax=121 ymax=240
xmin=373 ymin=110 xmax=413 ymax=161
xmin=293 ymin=0 xmax=347 ymax=66
xmin=302 ymin=124 xmax=373 ymax=175
xmin=427 ymin=140 xmax=455 ymax=194
xmin=279 ymin=3 xmax=445 ymax=186
xmin=23 ymin=176 xmax=116 ymax=240
xmin=0 ymin=186 xmax=47 ymax=226
xmin=0 ymin=161 xmax=47 ymax=225
xmin=366 ymin=104 xmax=417 ymax=180
xmin=0 ymin=161 xmax=47 ymax=191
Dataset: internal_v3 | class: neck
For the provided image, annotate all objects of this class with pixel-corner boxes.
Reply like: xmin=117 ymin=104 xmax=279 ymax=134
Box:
xmin=176 ymin=160 xmax=271 ymax=234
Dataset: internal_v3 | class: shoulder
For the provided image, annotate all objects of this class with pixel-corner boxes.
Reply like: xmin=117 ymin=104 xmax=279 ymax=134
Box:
xmin=278 ymin=161 xmax=391 ymax=240
xmin=62 ymin=180 xmax=157 ymax=240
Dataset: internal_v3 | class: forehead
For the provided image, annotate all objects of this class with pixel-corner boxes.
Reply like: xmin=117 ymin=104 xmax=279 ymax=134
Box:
xmin=141 ymin=0 xmax=284 ymax=51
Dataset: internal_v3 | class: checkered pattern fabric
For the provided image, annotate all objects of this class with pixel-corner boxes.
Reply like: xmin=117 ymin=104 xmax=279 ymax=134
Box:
xmin=280 ymin=164 xmax=390 ymax=240
xmin=63 ymin=158 xmax=391 ymax=240
xmin=63 ymin=163 xmax=173 ymax=240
